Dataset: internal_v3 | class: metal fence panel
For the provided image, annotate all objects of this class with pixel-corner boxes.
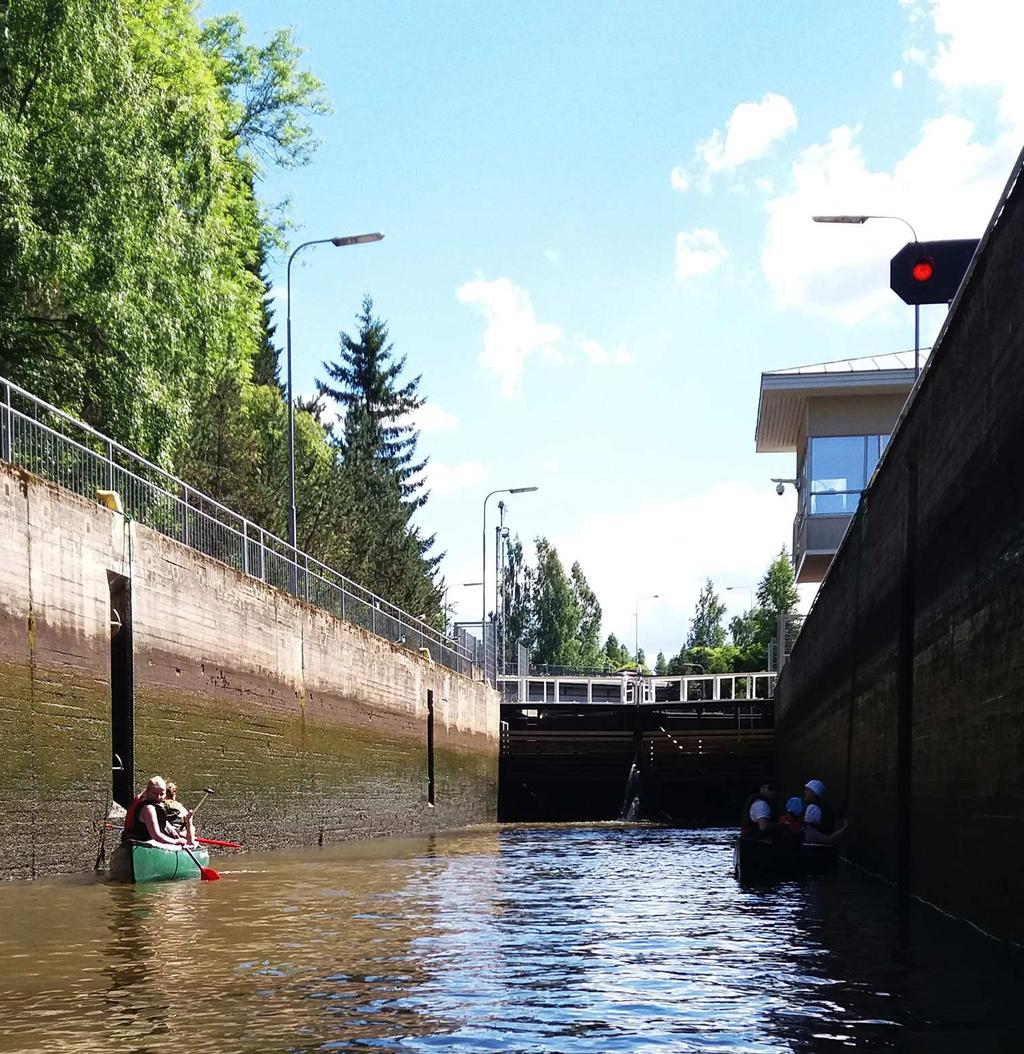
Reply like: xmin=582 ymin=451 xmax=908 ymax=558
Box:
xmin=0 ymin=375 xmax=475 ymax=678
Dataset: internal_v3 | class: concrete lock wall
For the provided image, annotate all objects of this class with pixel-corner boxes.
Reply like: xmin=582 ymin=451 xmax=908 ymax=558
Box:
xmin=775 ymin=158 xmax=1024 ymax=944
xmin=0 ymin=463 xmax=499 ymax=879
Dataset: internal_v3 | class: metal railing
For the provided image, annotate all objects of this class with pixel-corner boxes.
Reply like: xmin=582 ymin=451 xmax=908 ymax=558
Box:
xmin=499 ymin=670 xmax=777 ymax=705
xmin=0 ymin=376 xmax=480 ymax=678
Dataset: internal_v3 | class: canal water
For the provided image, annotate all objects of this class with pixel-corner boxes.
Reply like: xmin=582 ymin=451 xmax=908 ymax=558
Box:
xmin=0 ymin=826 xmax=1019 ymax=1053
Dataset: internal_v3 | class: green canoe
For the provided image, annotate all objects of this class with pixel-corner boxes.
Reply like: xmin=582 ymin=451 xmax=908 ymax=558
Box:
xmin=109 ymin=841 xmax=211 ymax=883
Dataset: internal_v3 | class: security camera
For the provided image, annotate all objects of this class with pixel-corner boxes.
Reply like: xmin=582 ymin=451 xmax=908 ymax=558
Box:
xmin=776 ymin=481 xmax=785 ymax=496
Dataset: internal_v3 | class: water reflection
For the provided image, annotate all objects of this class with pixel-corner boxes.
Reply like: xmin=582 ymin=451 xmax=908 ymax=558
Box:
xmin=0 ymin=827 xmax=1018 ymax=1053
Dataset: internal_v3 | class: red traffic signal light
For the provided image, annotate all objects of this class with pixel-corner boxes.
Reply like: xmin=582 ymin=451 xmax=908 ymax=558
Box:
xmin=890 ymin=239 xmax=977 ymax=304
xmin=911 ymin=258 xmax=934 ymax=283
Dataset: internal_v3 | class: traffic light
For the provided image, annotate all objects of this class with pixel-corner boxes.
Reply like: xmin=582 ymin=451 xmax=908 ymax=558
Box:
xmin=890 ymin=238 xmax=978 ymax=305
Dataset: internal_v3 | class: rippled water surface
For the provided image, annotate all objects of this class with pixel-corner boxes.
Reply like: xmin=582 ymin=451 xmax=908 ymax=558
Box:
xmin=0 ymin=826 xmax=1019 ymax=1052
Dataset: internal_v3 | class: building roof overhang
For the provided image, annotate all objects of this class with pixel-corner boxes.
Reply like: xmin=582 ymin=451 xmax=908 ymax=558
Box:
xmin=755 ymin=353 xmax=917 ymax=453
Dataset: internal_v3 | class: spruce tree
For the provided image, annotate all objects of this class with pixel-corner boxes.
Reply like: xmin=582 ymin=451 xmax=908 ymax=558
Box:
xmin=250 ymin=235 xmax=282 ymax=390
xmin=318 ymin=296 xmax=441 ymax=615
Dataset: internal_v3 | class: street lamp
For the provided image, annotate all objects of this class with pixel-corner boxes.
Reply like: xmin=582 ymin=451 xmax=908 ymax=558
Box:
xmin=286 ymin=232 xmax=384 ymax=557
xmin=811 ymin=214 xmax=922 ymax=378
xmin=726 ymin=585 xmax=754 ymax=610
xmin=633 ymin=594 xmax=660 ymax=665
xmin=482 ymin=487 xmax=538 ymax=675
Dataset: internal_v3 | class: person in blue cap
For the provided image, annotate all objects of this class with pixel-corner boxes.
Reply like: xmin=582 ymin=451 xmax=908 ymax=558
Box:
xmin=777 ymin=795 xmax=805 ymax=835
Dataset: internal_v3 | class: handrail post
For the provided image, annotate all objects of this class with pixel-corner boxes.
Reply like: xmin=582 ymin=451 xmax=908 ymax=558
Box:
xmin=259 ymin=527 xmax=266 ymax=582
xmin=106 ymin=439 xmax=114 ymax=492
xmin=242 ymin=520 xmax=249 ymax=575
xmin=1 ymin=382 xmax=10 ymax=463
xmin=182 ymin=485 xmax=190 ymax=548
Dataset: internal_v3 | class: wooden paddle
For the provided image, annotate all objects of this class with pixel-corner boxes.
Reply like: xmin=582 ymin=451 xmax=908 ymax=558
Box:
xmin=180 ymin=842 xmax=220 ymax=881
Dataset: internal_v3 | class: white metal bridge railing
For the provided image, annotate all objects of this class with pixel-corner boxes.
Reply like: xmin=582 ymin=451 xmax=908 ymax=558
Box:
xmin=0 ymin=376 xmax=479 ymax=678
xmin=499 ymin=671 xmax=777 ymax=706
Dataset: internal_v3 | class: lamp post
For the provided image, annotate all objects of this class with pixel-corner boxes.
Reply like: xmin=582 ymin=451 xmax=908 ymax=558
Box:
xmin=812 ymin=214 xmax=921 ymax=379
xmin=482 ymin=486 xmax=538 ymax=678
xmin=633 ymin=594 xmax=659 ymax=665
xmin=286 ymin=232 xmax=384 ymax=558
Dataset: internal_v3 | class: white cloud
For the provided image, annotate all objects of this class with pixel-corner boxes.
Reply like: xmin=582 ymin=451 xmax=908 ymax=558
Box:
xmin=891 ymin=69 xmax=904 ymax=89
xmin=674 ymin=93 xmax=798 ymax=192
xmin=700 ymin=93 xmax=799 ymax=173
xmin=407 ymin=402 xmax=459 ymax=433
xmin=456 ymin=276 xmax=564 ymax=397
xmin=759 ymin=0 xmax=1024 ymax=323
xmin=929 ymin=0 xmax=1024 ymax=131
xmin=575 ymin=336 xmax=635 ymax=365
xmin=543 ymin=248 xmax=560 ymax=264
xmin=675 ymin=228 xmax=729 ymax=282
xmin=551 ymin=481 xmax=798 ymax=657
xmin=761 ymin=118 xmax=1016 ymax=323
xmin=424 ymin=460 xmax=489 ymax=496
xmin=670 ymin=165 xmax=690 ymax=192
xmin=457 ymin=277 xmax=635 ymax=393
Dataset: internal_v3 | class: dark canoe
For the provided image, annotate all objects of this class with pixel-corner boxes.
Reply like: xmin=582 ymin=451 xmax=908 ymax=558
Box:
xmin=733 ymin=835 xmax=839 ymax=881
xmin=109 ymin=842 xmax=211 ymax=883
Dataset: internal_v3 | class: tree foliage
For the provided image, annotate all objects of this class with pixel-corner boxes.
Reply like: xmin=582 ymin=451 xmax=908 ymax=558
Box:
xmin=0 ymin=0 xmax=261 ymax=460
xmin=318 ymin=296 xmax=441 ymax=615
xmin=199 ymin=14 xmax=330 ymax=171
xmin=687 ymin=579 xmax=727 ymax=649
xmin=501 ymin=536 xmax=608 ymax=668
xmin=664 ymin=552 xmax=801 ymax=674
xmin=0 ymin=2 xmax=446 ymax=628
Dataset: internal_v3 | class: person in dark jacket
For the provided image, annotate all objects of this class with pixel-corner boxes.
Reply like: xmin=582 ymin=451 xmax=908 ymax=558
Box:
xmin=740 ymin=779 xmax=779 ymax=837
xmin=121 ymin=776 xmax=188 ymax=848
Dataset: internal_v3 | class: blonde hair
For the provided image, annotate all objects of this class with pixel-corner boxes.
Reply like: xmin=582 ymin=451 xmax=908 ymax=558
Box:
xmin=145 ymin=776 xmax=167 ymax=793
xmin=165 ymin=782 xmax=178 ymax=800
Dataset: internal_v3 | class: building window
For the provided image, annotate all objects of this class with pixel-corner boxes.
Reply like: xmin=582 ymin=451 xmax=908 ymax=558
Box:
xmin=807 ymin=434 xmax=889 ymax=515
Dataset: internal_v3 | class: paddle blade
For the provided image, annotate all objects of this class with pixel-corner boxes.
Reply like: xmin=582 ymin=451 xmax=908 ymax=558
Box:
xmin=199 ymin=865 xmax=221 ymax=881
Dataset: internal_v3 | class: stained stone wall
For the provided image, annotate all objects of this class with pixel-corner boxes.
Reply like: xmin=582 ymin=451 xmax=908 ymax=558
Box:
xmin=0 ymin=464 xmax=498 ymax=879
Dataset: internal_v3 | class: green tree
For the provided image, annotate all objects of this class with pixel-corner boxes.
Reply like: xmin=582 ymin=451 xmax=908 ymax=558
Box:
xmin=0 ymin=0 xmax=264 ymax=460
xmin=687 ymin=578 xmax=727 ymax=649
xmin=655 ymin=651 xmax=668 ymax=675
xmin=570 ymin=561 xmax=602 ymax=666
xmin=318 ymin=297 xmax=441 ymax=615
xmin=199 ymin=15 xmax=330 ymax=172
xmin=502 ymin=535 xmax=533 ymax=658
xmin=529 ymin=538 xmax=578 ymax=665
xmin=602 ymin=633 xmax=632 ymax=670
xmin=728 ymin=549 xmax=799 ymax=670
xmin=249 ymin=235 xmax=282 ymax=390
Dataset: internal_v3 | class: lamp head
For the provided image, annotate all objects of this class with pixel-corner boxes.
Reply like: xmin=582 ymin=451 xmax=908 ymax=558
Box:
xmin=812 ymin=215 xmax=869 ymax=225
xmin=510 ymin=486 xmax=538 ymax=494
xmin=331 ymin=232 xmax=384 ymax=246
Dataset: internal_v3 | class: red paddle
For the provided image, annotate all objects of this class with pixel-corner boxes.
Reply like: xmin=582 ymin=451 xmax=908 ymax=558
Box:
xmin=181 ymin=843 xmax=220 ymax=881
xmin=103 ymin=825 xmax=243 ymax=851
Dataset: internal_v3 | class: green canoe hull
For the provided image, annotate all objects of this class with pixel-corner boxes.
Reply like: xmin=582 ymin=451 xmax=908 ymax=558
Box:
xmin=109 ymin=842 xmax=210 ymax=883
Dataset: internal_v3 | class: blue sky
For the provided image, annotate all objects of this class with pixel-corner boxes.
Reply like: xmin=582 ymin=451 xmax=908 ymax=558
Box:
xmin=201 ymin=0 xmax=1021 ymax=660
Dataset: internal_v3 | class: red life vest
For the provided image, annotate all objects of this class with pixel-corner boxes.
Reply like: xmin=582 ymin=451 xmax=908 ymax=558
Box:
xmin=121 ymin=793 xmax=169 ymax=842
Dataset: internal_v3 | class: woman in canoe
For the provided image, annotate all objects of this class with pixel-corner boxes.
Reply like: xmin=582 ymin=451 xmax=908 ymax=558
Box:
xmin=162 ymin=782 xmax=197 ymax=845
xmin=122 ymin=776 xmax=189 ymax=848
